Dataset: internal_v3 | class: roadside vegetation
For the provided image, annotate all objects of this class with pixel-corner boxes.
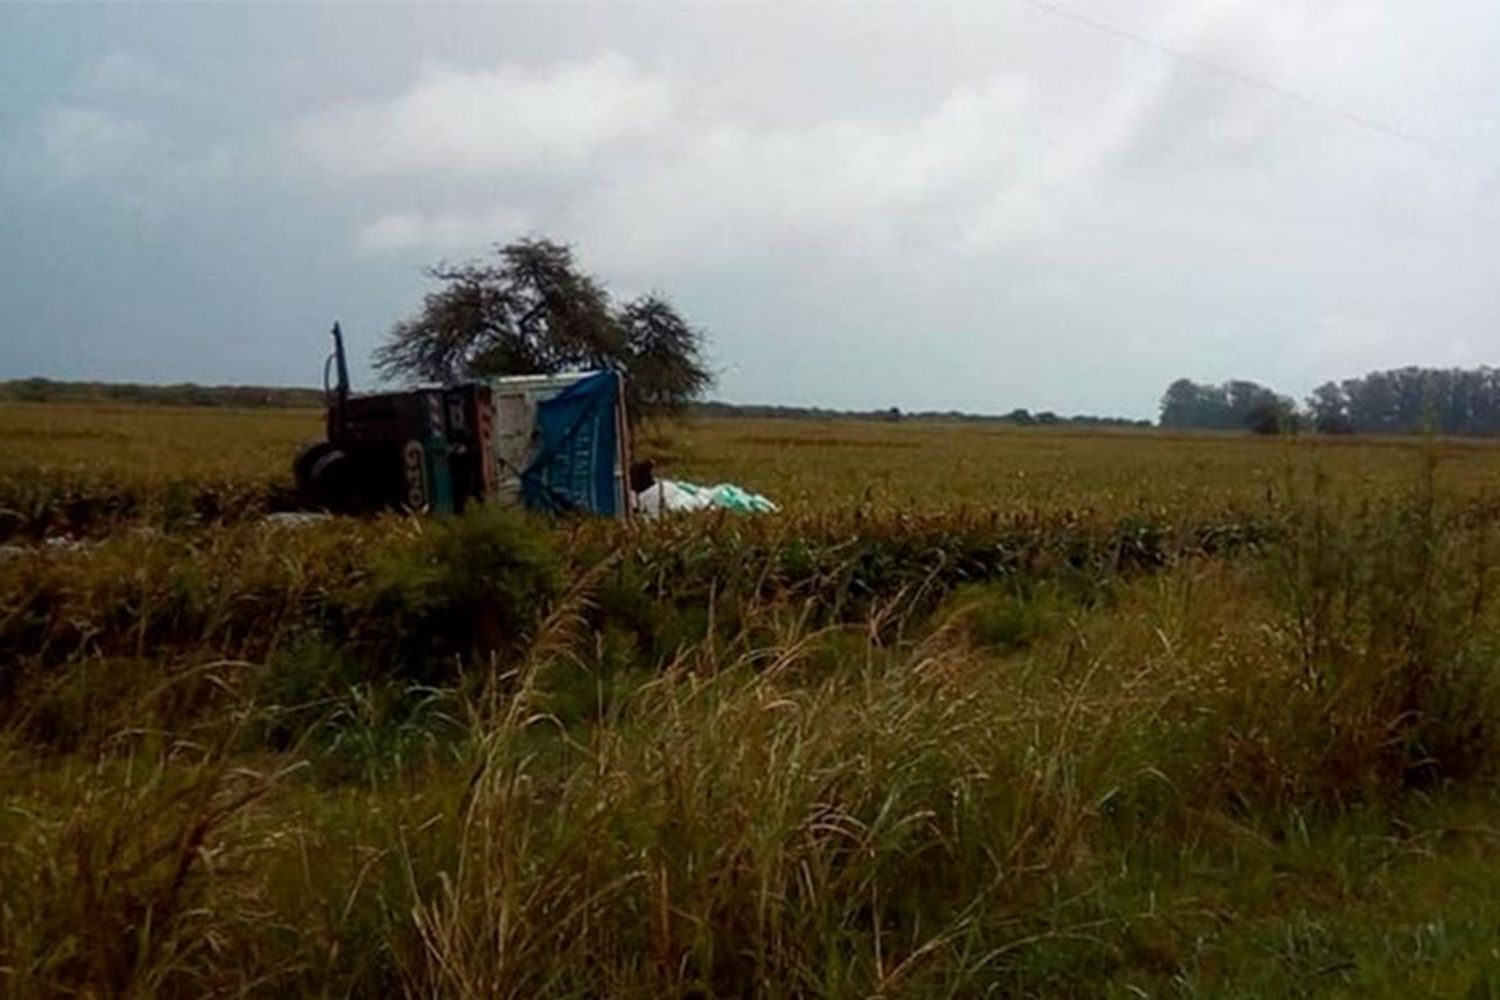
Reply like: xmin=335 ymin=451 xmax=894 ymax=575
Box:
xmin=4 ymin=401 xmax=1500 ymax=996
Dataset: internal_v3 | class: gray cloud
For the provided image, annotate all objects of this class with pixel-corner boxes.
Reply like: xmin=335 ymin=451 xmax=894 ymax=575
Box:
xmin=38 ymin=105 xmax=151 ymax=182
xmin=298 ymin=54 xmax=673 ymax=179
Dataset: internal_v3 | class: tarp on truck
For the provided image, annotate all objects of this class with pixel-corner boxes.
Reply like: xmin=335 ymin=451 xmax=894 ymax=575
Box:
xmin=514 ymin=370 xmax=628 ymax=517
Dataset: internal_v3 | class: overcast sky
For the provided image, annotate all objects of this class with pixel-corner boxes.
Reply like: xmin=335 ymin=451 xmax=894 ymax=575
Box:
xmin=2 ymin=2 xmax=1498 ymax=418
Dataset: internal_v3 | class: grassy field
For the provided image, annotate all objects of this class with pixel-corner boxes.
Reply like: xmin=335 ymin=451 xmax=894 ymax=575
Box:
xmin=5 ymin=400 xmax=1500 ymax=996
xmin=5 ymin=399 xmax=1500 ymax=537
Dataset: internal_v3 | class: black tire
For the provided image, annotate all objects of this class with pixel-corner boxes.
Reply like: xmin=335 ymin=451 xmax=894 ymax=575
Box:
xmin=293 ymin=440 xmax=337 ymax=497
xmin=295 ymin=441 xmax=358 ymax=512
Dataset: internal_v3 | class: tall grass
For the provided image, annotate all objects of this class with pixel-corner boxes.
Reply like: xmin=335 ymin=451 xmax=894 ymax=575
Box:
xmin=5 ymin=474 xmax=1500 ymax=995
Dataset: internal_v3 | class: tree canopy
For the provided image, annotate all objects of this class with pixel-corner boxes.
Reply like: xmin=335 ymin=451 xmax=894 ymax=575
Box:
xmin=1158 ymin=378 xmax=1295 ymax=433
xmin=1305 ymin=367 xmax=1500 ymax=436
xmin=1160 ymin=367 xmax=1500 ymax=436
xmin=376 ymin=238 xmax=712 ymax=418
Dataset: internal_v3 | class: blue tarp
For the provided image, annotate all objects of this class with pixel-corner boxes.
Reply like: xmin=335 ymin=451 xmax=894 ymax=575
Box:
xmin=520 ymin=371 xmax=621 ymax=516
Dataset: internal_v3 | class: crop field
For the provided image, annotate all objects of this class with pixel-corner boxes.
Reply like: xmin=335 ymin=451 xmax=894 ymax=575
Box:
xmin=6 ymin=400 xmax=1500 ymax=538
xmin=6 ymin=400 xmax=1500 ymax=997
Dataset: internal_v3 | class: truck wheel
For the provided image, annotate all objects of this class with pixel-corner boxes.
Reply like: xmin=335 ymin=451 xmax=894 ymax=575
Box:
xmin=293 ymin=441 xmax=337 ymax=497
xmin=296 ymin=442 xmax=357 ymax=511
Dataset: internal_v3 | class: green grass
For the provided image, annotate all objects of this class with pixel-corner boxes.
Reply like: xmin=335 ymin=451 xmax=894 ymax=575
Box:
xmin=4 ymin=402 xmax=1500 ymax=995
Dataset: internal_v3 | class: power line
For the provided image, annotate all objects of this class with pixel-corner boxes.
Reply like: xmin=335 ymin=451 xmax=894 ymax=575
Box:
xmin=1018 ymin=0 xmax=1500 ymax=176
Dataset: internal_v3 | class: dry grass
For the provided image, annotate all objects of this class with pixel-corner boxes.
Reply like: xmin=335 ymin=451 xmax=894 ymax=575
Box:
xmin=3 ymin=402 xmax=1500 ymax=995
xmin=652 ymin=416 xmax=1500 ymax=512
xmin=6 ymin=400 xmax=1500 ymax=539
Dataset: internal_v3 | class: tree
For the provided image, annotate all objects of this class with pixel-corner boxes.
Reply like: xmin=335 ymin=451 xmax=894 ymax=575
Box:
xmin=1306 ymin=381 xmax=1352 ymax=434
xmin=376 ymin=238 xmax=711 ymax=419
xmin=1159 ymin=377 xmax=1295 ymax=433
xmin=1167 ymin=366 xmax=1500 ymax=438
xmin=1325 ymin=365 xmax=1500 ymax=436
xmin=1159 ymin=379 xmax=1201 ymax=428
xmin=1159 ymin=378 xmax=1231 ymax=429
xmin=615 ymin=294 xmax=712 ymax=418
xmin=1244 ymin=399 xmax=1297 ymax=435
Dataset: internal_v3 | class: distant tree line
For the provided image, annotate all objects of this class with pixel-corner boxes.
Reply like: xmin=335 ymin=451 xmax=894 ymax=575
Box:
xmin=1 ymin=378 xmax=1151 ymax=429
xmin=1161 ymin=366 xmax=1500 ymax=436
xmin=693 ymin=401 xmax=1151 ymax=428
xmin=1305 ymin=367 xmax=1500 ymax=435
xmin=0 ymin=378 xmax=325 ymax=408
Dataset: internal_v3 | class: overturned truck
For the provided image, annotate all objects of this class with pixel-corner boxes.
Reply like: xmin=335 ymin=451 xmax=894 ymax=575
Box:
xmin=293 ymin=324 xmax=632 ymax=517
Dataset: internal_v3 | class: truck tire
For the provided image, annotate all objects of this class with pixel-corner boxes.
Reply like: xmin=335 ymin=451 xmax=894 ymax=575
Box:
xmin=295 ymin=441 xmax=357 ymax=511
xmin=293 ymin=441 xmax=336 ymax=497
